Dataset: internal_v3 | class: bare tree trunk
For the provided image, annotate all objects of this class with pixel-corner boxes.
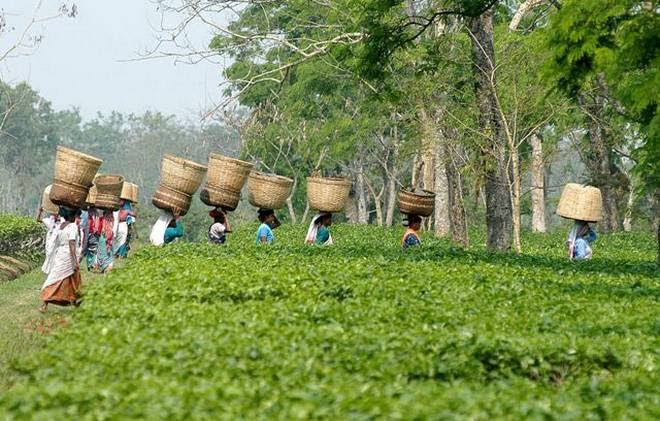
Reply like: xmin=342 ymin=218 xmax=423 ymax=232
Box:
xmin=530 ymin=133 xmax=546 ymax=232
xmin=622 ymin=180 xmax=634 ymax=232
xmin=286 ymin=178 xmax=298 ymax=224
xmin=355 ymin=159 xmax=369 ymax=224
xmin=365 ymin=180 xmax=384 ymax=226
xmin=345 ymin=193 xmax=359 ymax=224
xmin=445 ymin=141 xmax=469 ymax=247
xmin=434 ymin=141 xmax=450 ymax=237
xmin=470 ymin=9 xmax=513 ymax=251
xmin=509 ymin=0 xmax=545 ymax=31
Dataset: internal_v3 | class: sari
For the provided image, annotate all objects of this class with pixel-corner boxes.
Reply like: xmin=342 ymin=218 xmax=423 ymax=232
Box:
xmin=305 ymin=214 xmax=333 ymax=245
xmin=41 ymin=222 xmax=81 ymax=306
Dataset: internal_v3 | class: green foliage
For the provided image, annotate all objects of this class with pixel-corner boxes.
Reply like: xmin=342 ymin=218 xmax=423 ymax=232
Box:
xmin=1 ymin=225 xmax=657 ymax=417
xmin=543 ymin=0 xmax=660 ymax=190
xmin=0 ymin=214 xmax=44 ymax=265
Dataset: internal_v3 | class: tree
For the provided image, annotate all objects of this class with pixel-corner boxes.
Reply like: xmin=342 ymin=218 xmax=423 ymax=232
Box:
xmin=544 ymin=0 xmax=659 ymax=259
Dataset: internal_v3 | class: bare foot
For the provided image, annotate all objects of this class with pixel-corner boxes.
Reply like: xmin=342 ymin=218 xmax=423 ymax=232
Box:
xmin=38 ymin=303 xmax=47 ymax=313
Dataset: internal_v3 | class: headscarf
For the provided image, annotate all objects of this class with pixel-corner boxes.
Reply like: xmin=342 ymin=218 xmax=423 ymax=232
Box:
xmin=305 ymin=213 xmax=333 ymax=245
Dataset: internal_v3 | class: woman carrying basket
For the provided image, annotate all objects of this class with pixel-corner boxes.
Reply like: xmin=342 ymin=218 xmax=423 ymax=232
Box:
xmin=401 ymin=215 xmax=422 ymax=249
xmin=40 ymin=208 xmax=82 ymax=312
xmin=256 ymin=209 xmax=279 ymax=245
xmin=208 ymin=207 xmax=230 ymax=245
xmin=305 ymin=213 xmax=333 ymax=245
xmin=567 ymin=220 xmax=597 ymax=260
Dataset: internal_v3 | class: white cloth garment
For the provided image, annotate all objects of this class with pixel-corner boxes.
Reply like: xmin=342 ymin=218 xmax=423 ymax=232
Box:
xmin=305 ymin=214 xmax=333 ymax=245
xmin=149 ymin=210 xmax=174 ymax=246
xmin=114 ymin=221 xmax=129 ymax=253
xmin=41 ymin=216 xmax=62 ymax=274
xmin=41 ymin=223 xmax=79 ymax=290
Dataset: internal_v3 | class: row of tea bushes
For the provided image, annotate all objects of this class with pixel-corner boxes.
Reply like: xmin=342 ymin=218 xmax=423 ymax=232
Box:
xmin=1 ymin=224 xmax=657 ymax=417
xmin=0 ymin=214 xmax=44 ymax=281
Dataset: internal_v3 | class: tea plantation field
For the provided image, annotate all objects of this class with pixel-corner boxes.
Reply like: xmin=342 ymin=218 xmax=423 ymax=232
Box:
xmin=1 ymin=225 xmax=658 ymax=418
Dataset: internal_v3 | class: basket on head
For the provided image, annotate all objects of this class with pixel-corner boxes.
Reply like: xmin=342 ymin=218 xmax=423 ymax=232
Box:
xmin=200 ymin=186 xmax=241 ymax=211
xmin=398 ymin=190 xmax=435 ymax=217
xmin=86 ymin=185 xmax=98 ymax=207
xmin=153 ymin=184 xmax=192 ymax=216
xmin=94 ymin=174 xmax=124 ymax=211
xmin=206 ymin=153 xmax=253 ymax=193
xmin=49 ymin=179 xmax=89 ymax=209
xmin=307 ymin=176 xmax=352 ymax=213
xmin=41 ymin=185 xmax=59 ymax=215
xmin=120 ymin=182 xmax=139 ymax=203
xmin=556 ymin=183 xmax=603 ymax=222
xmin=53 ymin=145 xmax=103 ymax=188
xmin=248 ymin=171 xmax=294 ymax=210
xmin=159 ymin=154 xmax=207 ymax=196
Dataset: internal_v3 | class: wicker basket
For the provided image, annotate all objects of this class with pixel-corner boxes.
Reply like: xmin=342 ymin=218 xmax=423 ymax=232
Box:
xmin=556 ymin=183 xmax=603 ymax=222
xmin=199 ymin=186 xmax=241 ymax=211
xmin=120 ymin=182 xmax=139 ymax=203
xmin=53 ymin=146 xmax=103 ymax=188
xmin=398 ymin=190 xmax=436 ymax=217
xmin=307 ymin=176 xmax=352 ymax=213
xmin=207 ymin=153 xmax=253 ymax=193
xmin=49 ymin=180 xmax=89 ymax=209
xmin=160 ymin=154 xmax=207 ymax=195
xmin=94 ymin=174 xmax=124 ymax=211
xmin=248 ymin=171 xmax=293 ymax=210
xmin=86 ymin=185 xmax=97 ymax=207
xmin=41 ymin=185 xmax=59 ymax=215
xmin=152 ymin=184 xmax=192 ymax=216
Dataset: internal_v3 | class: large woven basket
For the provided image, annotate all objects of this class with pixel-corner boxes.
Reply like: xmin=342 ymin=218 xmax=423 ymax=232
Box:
xmin=556 ymin=183 xmax=603 ymax=222
xmin=94 ymin=174 xmax=124 ymax=211
xmin=41 ymin=185 xmax=59 ymax=215
xmin=86 ymin=185 xmax=97 ymax=207
xmin=207 ymin=153 xmax=253 ymax=193
xmin=53 ymin=146 xmax=103 ymax=188
xmin=248 ymin=171 xmax=293 ymax=210
xmin=120 ymin=182 xmax=139 ymax=203
xmin=160 ymin=155 xmax=207 ymax=196
xmin=398 ymin=190 xmax=436 ymax=217
xmin=153 ymin=184 xmax=192 ymax=216
xmin=199 ymin=186 xmax=241 ymax=211
xmin=307 ymin=177 xmax=352 ymax=213
xmin=49 ymin=180 xmax=89 ymax=209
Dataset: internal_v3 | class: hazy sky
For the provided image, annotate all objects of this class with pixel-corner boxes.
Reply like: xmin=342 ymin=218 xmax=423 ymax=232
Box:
xmin=1 ymin=0 xmax=224 ymax=120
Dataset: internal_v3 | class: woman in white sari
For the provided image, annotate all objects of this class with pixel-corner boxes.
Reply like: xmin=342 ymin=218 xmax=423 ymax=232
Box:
xmin=40 ymin=208 xmax=81 ymax=312
xmin=305 ymin=213 xmax=333 ymax=245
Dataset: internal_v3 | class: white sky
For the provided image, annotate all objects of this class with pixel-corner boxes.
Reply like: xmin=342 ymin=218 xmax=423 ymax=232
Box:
xmin=0 ymin=0 xmax=225 ymax=120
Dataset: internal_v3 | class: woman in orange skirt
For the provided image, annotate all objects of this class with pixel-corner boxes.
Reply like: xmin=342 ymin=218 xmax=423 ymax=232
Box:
xmin=40 ymin=208 xmax=82 ymax=312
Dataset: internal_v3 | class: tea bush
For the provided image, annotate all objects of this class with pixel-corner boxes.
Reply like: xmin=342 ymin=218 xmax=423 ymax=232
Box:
xmin=1 ymin=224 xmax=658 ymax=418
xmin=0 ymin=215 xmax=44 ymax=281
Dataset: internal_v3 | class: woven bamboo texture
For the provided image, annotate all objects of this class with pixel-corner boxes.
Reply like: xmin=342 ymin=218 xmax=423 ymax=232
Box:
xmin=49 ymin=180 xmax=89 ymax=209
xmin=41 ymin=185 xmax=59 ymax=215
xmin=398 ymin=190 xmax=436 ymax=217
xmin=120 ymin=182 xmax=139 ymax=203
xmin=248 ymin=171 xmax=293 ymax=210
xmin=307 ymin=177 xmax=352 ymax=213
xmin=207 ymin=153 xmax=253 ymax=193
xmin=86 ymin=185 xmax=97 ymax=207
xmin=200 ymin=186 xmax=241 ymax=211
xmin=556 ymin=183 xmax=603 ymax=222
xmin=160 ymin=154 xmax=207 ymax=195
xmin=153 ymin=184 xmax=192 ymax=216
xmin=53 ymin=146 xmax=102 ymax=188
